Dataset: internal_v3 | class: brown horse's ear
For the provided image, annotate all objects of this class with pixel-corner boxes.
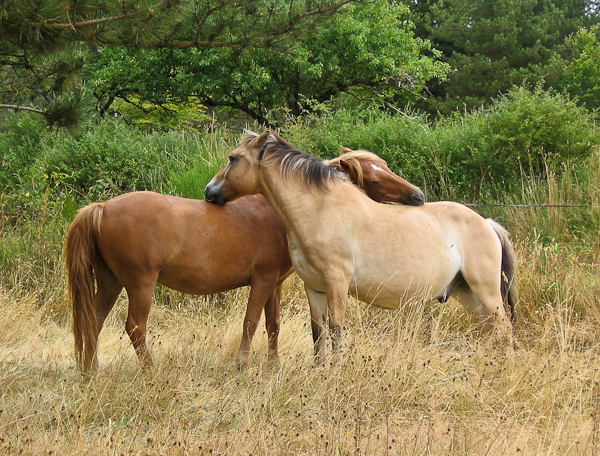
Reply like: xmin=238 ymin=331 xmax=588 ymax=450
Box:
xmin=251 ymin=131 xmax=271 ymax=149
xmin=341 ymin=146 xmax=353 ymax=154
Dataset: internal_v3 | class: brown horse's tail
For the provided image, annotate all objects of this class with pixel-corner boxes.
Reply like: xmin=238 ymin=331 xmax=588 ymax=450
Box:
xmin=487 ymin=219 xmax=518 ymax=325
xmin=65 ymin=203 xmax=105 ymax=373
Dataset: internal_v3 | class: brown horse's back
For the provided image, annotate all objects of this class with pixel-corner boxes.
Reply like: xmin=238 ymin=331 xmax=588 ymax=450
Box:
xmin=97 ymin=191 xmax=292 ymax=294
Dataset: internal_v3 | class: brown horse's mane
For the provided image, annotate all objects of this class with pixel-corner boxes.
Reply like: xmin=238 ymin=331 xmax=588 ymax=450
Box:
xmin=325 ymin=150 xmax=382 ymax=188
xmin=245 ymin=131 xmax=349 ymax=190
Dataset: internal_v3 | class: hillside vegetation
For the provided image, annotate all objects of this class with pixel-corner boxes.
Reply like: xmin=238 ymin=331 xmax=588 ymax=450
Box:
xmin=1 ymin=87 xmax=600 ymax=454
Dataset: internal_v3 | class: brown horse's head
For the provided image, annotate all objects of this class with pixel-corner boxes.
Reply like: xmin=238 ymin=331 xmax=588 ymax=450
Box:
xmin=327 ymin=147 xmax=425 ymax=206
xmin=205 ymin=131 xmax=269 ymax=205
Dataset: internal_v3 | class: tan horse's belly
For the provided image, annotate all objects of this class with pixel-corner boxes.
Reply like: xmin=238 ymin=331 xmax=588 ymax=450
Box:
xmin=349 ymin=243 xmax=463 ymax=309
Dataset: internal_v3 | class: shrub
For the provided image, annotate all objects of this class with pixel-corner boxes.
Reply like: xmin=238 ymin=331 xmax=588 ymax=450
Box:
xmin=285 ymin=86 xmax=600 ymax=200
xmin=283 ymin=107 xmax=434 ymax=190
xmin=39 ymin=118 xmax=168 ymax=198
xmin=0 ymin=113 xmax=46 ymax=189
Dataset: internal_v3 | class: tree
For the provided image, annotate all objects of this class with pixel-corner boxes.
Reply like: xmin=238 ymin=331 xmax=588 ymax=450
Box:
xmin=555 ymin=24 xmax=600 ymax=111
xmin=403 ymin=0 xmax=599 ymax=115
xmin=88 ymin=0 xmax=448 ymax=126
xmin=0 ymin=0 xmax=358 ymax=126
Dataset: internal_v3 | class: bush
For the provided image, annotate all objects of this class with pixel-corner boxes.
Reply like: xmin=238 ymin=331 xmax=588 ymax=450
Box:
xmin=285 ymin=86 xmax=600 ymax=200
xmin=0 ymin=113 xmax=47 ymax=189
xmin=473 ymin=86 xmax=597 ymax=180
xmin=283 ymin=107 xmax=434 ymax=189
xmin=1 ymin=85 xmax=597 ymax=208
xmin=40 ymin=119 xmax=170 ymax=198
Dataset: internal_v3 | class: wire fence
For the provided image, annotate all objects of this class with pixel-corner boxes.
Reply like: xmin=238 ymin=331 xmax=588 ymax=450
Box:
xmin=463 ymin=203 xmax=600 ymax=209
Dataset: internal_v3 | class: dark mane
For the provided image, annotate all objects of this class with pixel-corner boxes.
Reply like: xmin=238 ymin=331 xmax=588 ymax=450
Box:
xmin=256 ymin=132 xmax=348 ymax=189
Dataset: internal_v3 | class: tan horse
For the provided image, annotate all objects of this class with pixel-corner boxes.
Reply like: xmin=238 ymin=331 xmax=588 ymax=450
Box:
xmin=66 ymin=151 xmax=424 ymax=373
xmin=205 ymin=132 xmax=517 ymax=358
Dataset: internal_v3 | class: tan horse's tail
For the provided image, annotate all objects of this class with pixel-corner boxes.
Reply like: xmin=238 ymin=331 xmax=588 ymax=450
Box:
xmin=65 ymin=203 xmax=105 ymax=373
xmin=487 ymin=219 xmax=518 ymax=325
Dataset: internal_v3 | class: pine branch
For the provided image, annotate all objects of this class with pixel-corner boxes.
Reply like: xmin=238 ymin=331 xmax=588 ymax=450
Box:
xmin=28 ymin=0 xmax=174 ymax=30
xmin=30 ymin=12 xmax=136 ymax=30
xmin=0 ymin=104 xmax=45 ymax=115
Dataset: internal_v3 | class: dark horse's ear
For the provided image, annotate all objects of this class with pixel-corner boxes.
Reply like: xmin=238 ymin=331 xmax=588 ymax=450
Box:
xmin=251 ymin=131 xmax=271 ymax=149
xmin=340 ymin=146 xmax=353 ymax=154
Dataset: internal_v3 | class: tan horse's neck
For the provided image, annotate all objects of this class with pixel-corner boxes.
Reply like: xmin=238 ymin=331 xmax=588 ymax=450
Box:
xmin=258 ymin=156 xmax=372 ymax=240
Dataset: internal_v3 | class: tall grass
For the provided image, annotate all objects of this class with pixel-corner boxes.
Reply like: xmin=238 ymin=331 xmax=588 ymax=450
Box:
xmin=162 ymin=134 xmax=232 ymax=200
xmin=1 ymin=146 xmax=600 ymax=455
xmin=0 ymin=272 xmax=599 ymax=455
xmin=1 ymin=97 xmax=600 ymax=453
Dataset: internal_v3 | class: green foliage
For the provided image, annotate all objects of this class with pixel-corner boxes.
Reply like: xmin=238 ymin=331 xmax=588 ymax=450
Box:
xmin=162 ymin=135 xmax=232 ymax=199
xmin=405 ymin=0 xmax=598 ymax=115
xmin=284 ymin=86 xmax=599 ymax=200
xmin=1 ymin=86 xmax=597 ymax=214
xmin=283 ymin=107 xmax=436 ymax=189
xmin=40 ymin=119 xmax=167 ymax=198
xmin=0 ymin=114 xmax=239 ymax=215
xmin=0 ymin=0 xmax=363 ymax=126
xmin=556 ymin=24 xmax=600 ymax=111
xmin=88 ymin=0 xmax=448 ymax=126
xmin=0 ymin=114 xmax=47 ymax=190
xmin=478 ymin=86 xmax=596 ymax=172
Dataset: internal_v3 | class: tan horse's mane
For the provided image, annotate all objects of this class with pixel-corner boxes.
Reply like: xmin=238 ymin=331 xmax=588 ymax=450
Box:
xmin=244 ymin=131 xmax=349 ymax=190
xmin=325 ymin=150 xmax=382 ymax=188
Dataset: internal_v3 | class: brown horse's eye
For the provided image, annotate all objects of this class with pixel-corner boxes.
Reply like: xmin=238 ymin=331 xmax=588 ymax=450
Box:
xmin=370 ymin=181 xmax=379 ymax=186
xmin=228 ymin=155 xmax=237 ymax=163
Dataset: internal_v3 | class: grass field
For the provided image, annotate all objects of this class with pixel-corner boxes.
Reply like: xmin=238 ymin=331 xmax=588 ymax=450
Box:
xmin=1 ymin=229 xmax=600 ymax=455
xmin=1 ymin=153 xmax=600 ymax=455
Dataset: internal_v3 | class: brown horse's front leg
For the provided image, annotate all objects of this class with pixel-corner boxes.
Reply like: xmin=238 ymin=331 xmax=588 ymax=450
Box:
xmin=236 ymin=276 xmax=279 ymax=369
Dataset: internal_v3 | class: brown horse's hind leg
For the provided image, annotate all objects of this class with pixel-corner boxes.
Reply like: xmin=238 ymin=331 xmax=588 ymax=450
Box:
xmin=264 ymin=283 xmax=282 ymax=363
xmin=124 ymin=280 xmax=156 ymax=368
xmin=236 ymin=275 xmax=280 ymax=369
xmin=90 ymin=267 xmax=123 ymax=371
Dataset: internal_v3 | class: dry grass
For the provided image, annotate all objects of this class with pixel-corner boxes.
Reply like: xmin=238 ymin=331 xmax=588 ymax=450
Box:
xmin=2 ymin=154 xmax=600 ymax=455
xmin=1 ymin=249 xmax=600 ymax=455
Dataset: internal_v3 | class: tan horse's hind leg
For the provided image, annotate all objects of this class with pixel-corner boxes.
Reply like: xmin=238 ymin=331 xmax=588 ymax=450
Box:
xmin=124 ymin=279 xmax=156 ymax=369
xmin=236 ymin=275 xmax=281 ymax=369
xmin=453 ymin=282 xmax=512 ymax=336
xmin=456 ymin=230 xmax=512 ymax=335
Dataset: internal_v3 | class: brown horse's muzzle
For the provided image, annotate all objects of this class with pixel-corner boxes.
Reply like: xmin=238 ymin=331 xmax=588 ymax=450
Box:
xmin=401 ymin=188 xmax=425 ymax=206
xmin=204 ymin=180 xmax=226 ymax=205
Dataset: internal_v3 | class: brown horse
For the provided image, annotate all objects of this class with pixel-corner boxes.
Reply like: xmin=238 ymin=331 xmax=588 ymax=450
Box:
xmin=66 ymin=149 xmax=424 ymax=373
xmin=326 ymin=147 xmax=425 ymax=205
xmin=204 ymin=132 xmax=517 ymax=359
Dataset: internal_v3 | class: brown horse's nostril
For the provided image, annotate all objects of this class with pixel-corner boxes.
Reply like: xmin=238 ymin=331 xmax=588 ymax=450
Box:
xmin=412 ymin=189 xmax=425 ymax=206
xmin=204 ymin=183 xmax=225 ymax=205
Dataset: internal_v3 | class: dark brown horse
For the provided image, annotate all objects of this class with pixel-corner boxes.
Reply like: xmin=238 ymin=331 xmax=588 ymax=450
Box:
xmin=66 ymin=148 xmax=424 ymax=373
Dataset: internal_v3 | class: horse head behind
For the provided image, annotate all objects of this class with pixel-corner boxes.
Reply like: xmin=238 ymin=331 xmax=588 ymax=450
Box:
xmin=326 ymin=147 xmax=424 ymax=205
xmin=205 ymin=131 xmax=424 ymax=206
